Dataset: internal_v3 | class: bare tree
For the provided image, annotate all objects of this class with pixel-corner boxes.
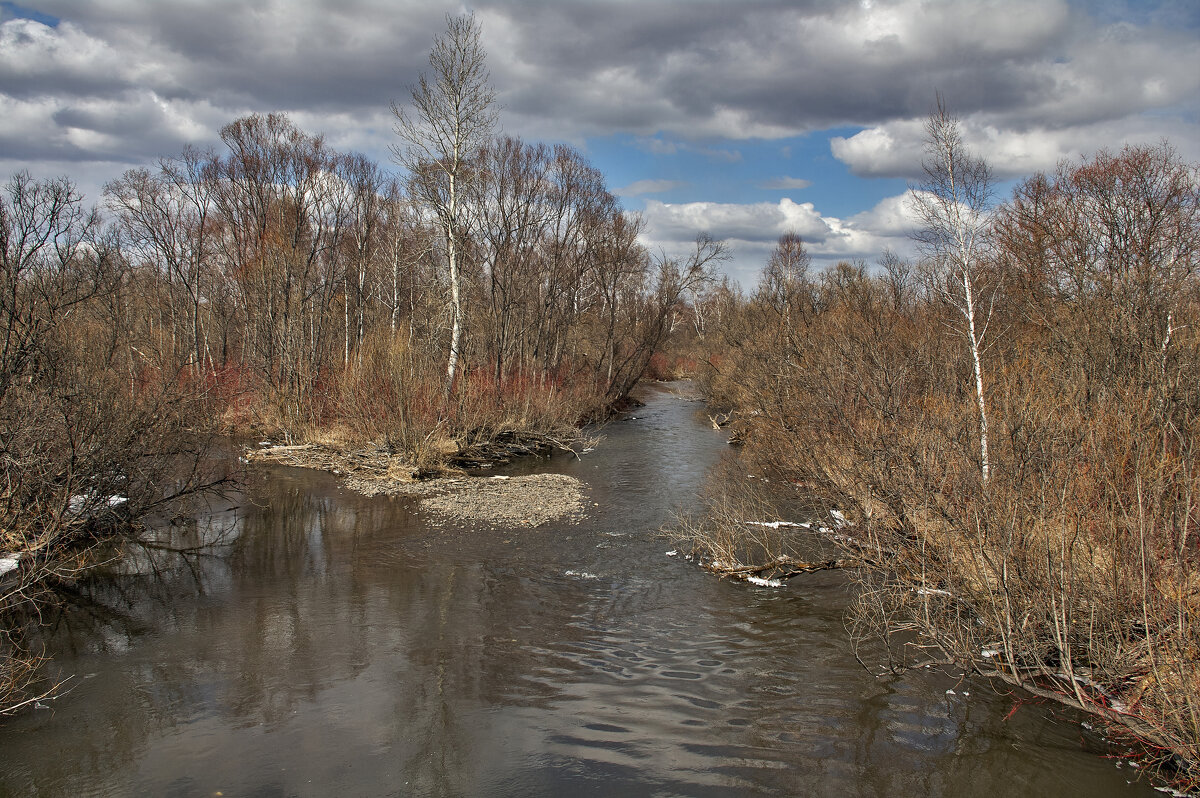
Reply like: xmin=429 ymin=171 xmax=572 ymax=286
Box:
xmin=0 ymin=172 xmax=110 ymax=402
xmin=911 ymin=96 xmax=996 ymax=483
xmin=211 ymin=113 xmax=352 ymax=424
xmin=604 ymin=234 xmax=725 ymax=401
xmin=761 ymin=231 xmax=813 ymax=326
xmin=105 ymin=147 xmax=218 ymax=377
xmin=339 ymin=153 xmax=389 ymax=367
xmin=391 ymin=13 xmax=498 ymax=400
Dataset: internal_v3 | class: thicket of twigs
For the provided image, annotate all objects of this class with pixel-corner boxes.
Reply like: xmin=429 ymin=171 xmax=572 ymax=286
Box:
xmin=691 ymin=141 xmax=1200 ymax=791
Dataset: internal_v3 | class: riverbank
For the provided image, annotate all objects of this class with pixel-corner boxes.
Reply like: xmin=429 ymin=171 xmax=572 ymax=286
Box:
xmin=688 ymin=242 xmax=1200 ymax=793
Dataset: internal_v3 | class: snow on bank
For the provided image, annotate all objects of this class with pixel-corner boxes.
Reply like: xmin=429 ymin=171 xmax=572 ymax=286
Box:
xmin=745 ymin=575 xmax=785 ymax=588
xmin=745 ymin=508 xmax=850 ymax=532
xmin=67 ymin=494 xmax=128 ymax=515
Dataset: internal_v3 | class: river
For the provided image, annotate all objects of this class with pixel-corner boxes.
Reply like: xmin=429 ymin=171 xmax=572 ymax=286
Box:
xmin=0 ymin=383 xmax=1160 ymax=797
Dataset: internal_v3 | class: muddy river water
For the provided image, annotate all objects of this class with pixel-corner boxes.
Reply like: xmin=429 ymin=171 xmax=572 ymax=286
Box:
xmin=0 ymin=384 xmax=1161 ymax=797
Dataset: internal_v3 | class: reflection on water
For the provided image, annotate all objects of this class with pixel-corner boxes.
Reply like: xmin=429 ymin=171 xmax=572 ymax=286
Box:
xmin=0 ymin=383 xmax=1158 ymax=797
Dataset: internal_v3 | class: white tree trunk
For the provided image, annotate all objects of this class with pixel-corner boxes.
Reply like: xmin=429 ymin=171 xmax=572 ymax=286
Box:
xmin=444 ymin=170 xmax=462 ymax=399
xmin=962 ymin=270 xmax=990 ymax=483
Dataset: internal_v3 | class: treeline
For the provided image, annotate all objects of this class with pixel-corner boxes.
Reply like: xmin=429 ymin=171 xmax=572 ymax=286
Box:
xmin=101 ymin=113 xmax=704 ymax=451
xmin=690 ymin=136 xmax=1199 ymax=788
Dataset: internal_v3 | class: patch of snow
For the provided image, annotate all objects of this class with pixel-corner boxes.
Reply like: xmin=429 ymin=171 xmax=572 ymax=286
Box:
xmin=946 ymin=689 xmax=956 ymax=695
xmin=258 ymin=440 xmax=272 ymax=447
xmin=917 ymin=588 xmax=954 ymax=597
xmin=745 ymin=575 xmax=785 ymax=588
xmin=0 ymin=556 xmax=18 ymax=577
xmin=564 ymin=570 xmax=599 ymax=580
xmin=490 ymin=475 xmax=510 ymax=480
xmin=830 ymin=509 xmax=849 ymax=528
xmin=981 ymin=649 xmax=1000 ymax=658
xmin=581 ymin=447 xmax=595 ymax=454
xmin=665 ymin=550 xmax=678 ymax=557
xmin=744 ymin=520 xmax=806 ymax=529
xmin=68 ymin=493 xmax=129 ymax=514
xmin=1154 ymin=787 xmax=1190 ymax=797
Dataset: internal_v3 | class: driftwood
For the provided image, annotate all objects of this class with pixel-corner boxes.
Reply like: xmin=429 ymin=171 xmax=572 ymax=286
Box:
xmin=707 ymin=411 xmax=734 ymax=429
xmin=245 ymin=442 xmax=403 ymax=478
xmin=706 ymin=554 xmax=861 ymax=581
xmin=448 ymin=429 xmax=597 ymax=467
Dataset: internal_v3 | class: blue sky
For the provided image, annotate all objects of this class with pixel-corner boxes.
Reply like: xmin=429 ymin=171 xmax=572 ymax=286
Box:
xmin=2 ymin=0 xmax=1198 ymax=285
xmin=594 ymin=130 xmax=910 ymax=217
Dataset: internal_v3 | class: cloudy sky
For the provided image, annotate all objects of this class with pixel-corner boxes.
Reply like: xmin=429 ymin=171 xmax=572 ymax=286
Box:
xmin=3 ymin=0 xmax=1198 ymax=285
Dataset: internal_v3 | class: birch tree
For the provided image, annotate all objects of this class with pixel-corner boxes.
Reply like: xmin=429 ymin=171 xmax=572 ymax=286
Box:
xmin=390 ymin=13 xmax=497 ymax=399
xmin=911 ymin=97 xmax=996 ymax=483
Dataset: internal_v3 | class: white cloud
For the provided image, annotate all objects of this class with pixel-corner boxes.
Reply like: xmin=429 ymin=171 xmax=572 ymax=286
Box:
xmin=847 ymin=192 xmax=921 ymax=239
xmin=641 ymin=198 xmax=833 ymax=246
xmin=832 ymin=114 xmax=1200 ymax=180
xmin=639 ymin=193 xmax=918 ymax=286
xmin=759 ymin=176 xmax=812 ymax=190
xmin=830 ymin=121 xmax=925 ymax=179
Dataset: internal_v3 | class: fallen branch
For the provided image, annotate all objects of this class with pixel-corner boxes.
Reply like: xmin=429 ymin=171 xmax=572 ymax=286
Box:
xmin=705 ymin=554 xmax=861 ymax=580
xmin=708 ymin=411 xmax=733 ymax=429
